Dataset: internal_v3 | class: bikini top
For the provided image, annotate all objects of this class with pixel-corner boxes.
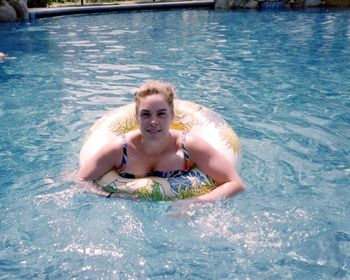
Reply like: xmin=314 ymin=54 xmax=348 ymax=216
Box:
xmin=115 ymin=132 xmax=193 ymax=179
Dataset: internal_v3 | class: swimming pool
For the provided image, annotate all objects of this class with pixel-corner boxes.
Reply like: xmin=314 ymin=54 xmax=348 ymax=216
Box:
xmin=1 ymin=8 xmax=349 ymax=279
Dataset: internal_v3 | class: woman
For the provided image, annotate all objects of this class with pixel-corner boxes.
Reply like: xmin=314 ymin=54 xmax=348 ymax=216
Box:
xmin=78 ymin=80 xmax=244 ymax=202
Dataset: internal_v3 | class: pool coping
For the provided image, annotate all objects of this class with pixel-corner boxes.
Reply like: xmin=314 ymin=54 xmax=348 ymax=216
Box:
xmin=29 ymin=0 xmax=215 ymax=19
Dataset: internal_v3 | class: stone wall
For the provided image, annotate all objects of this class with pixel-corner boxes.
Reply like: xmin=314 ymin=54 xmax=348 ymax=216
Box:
xmin=0 ymin=0 xmax=29 ymax=22
xmin=214 ymin=0 xmax=350 ymax=9
xmin=0 ymin=0 xmax=349 ymax=22
xmin=326 ymin=0 xmax=350 ymax=6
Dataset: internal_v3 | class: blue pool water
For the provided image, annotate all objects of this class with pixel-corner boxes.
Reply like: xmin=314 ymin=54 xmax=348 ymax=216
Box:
xmin=1 ymin=8 xmax=350 ymax=279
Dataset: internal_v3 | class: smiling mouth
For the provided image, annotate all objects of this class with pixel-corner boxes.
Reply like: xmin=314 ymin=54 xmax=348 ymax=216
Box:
xmin=146 ymin=129 xmax=162 ymax=134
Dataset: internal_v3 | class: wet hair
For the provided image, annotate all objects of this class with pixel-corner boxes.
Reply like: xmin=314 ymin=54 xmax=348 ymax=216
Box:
xmin=134 ymin=80 xmax=176 ymax=115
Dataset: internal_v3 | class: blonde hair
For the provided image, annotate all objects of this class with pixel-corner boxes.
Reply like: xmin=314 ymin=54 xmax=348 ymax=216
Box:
xmin=134 ymin=80 xmax=176 ymax=114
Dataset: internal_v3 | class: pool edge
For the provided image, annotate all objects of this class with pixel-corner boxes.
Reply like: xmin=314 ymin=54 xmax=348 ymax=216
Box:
xmin=29 ymin=0 xmax=215 ymax=19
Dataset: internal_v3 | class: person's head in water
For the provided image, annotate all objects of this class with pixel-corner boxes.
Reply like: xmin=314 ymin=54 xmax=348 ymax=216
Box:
xmin=134 ymin=81 xmax=176 ymax=138
xmin=134 ymin=80 xmax=176 ymax=116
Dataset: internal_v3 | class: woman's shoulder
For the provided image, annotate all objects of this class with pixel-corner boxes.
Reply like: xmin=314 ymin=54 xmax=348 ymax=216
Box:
xmin=168 ymin=130 xmax=204 ymax=146
xmin=124 ymin=130 xmax=142 ymax=146
xmin=183 ymin=133 xmax=215 ymax=157
xmin=170 ymin=129 xmax=187 ymax=146
xmin=100 ymin=131 xmax=137 ymax=153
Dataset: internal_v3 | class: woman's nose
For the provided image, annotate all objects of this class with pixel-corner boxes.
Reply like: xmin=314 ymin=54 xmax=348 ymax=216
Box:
xmin=150 ymin=116 xmax=158 ymax=125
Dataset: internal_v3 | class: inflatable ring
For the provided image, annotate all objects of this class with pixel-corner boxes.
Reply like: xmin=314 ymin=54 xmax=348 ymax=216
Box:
xmin=80 ymin=100 xmax=241 ymax=200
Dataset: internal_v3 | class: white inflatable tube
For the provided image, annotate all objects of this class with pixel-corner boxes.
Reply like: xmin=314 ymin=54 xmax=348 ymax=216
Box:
xmin=80 ymin=100 xmax=241 ymax=200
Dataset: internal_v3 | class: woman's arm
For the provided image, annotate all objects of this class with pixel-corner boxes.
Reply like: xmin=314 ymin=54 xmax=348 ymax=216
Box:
xmin=186 ymin=135 xmax=244 ymax=202
xmin=78 ymin=139 xmax=122 ymax=181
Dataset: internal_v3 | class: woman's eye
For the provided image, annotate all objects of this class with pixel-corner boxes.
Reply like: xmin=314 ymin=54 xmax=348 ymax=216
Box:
xmin=140 ymin=112 xmax=150 ymax=118
xmin=158 ymin=110 xmax=169 ymax=117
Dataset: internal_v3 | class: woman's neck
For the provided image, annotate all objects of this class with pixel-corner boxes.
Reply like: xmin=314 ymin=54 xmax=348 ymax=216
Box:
xmin=140 ymin=132 xmax=172 ymax=156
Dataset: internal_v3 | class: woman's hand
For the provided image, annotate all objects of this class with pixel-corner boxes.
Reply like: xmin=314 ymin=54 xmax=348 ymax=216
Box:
xmin=169 ymin=198 xmax=200 ymax=217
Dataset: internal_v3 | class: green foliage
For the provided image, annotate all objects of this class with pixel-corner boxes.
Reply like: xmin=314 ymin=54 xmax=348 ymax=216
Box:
xmin=136 ymin=183 xmax=167 ymax=201
xmin=176 ymin=185 xmax=195 ymax=200
xmin=102 ymin=184 xmax=120 ymax=194
xmin=28 ymin=0 xmax=52 ymax=8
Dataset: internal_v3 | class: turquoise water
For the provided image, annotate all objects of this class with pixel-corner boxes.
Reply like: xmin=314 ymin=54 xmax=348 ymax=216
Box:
xmin=1 ymin=8 xmax=350 ymax=279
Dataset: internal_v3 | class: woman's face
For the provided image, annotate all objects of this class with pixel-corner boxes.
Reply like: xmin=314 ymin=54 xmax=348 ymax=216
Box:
xmin=137 ymin=94 xmax=174 ymax=140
